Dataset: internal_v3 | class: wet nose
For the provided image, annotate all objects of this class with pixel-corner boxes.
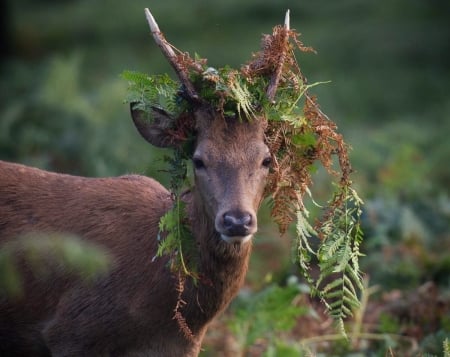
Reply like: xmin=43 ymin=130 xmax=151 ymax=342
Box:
xmin=222 ymin=211 xmax=253 ymax=237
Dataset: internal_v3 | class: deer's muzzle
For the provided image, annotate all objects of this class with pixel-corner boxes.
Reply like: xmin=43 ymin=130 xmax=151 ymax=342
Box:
xmin=216 ymin=210 xmax=257 ymax=244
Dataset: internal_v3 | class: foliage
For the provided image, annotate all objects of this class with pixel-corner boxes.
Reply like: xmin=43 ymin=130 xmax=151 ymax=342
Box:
xmin=221 ymin=276 xmax=449 ymax=356
xmin=0 ymin=55 xmax=163 ymax=179
xmin=121 ymin=70 xmax=187 ymax=119
xmin=227 ymin=279 xmax=308 ymax=355
xmin=143 ymin=132 xmax=198 ymax=282
xmin=122 ymin=15 xmax=364 ymax=330
xmin=315 ymin=187 xmax=364 ymax=333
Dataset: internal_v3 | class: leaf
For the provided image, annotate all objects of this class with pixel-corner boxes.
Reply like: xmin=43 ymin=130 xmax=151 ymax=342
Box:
xmin=121 ymin=70 xmax=184 ymax=118
xmin=228 ymin=283 xmax=307 ymax=349
xmin=292 ymin=132 xmax=316 ymax=147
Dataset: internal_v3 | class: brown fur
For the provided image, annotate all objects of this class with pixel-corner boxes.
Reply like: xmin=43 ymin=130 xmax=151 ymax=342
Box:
xmin=0 ymin=107 xmax=269 ymax=356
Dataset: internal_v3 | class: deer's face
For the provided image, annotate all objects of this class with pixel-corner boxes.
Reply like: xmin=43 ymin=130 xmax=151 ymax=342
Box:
xmin=192 ymin=108 xmax=270 ymax=244
xmin=130 ymin=105 xmax=270 ymax=245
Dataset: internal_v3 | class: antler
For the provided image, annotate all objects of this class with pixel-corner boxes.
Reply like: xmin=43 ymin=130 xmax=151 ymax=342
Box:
xmin=144 ymin=8 xmax=200 ymax=102
xmin=266 ymin=9 xmax=290 ymax=102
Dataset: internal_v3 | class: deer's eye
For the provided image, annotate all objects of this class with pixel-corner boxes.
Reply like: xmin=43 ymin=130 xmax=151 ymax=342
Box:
xmin=262 ymin=156 xmax=272 ymax=168
xmin=192 ymin=157 xmax=205 ymax=170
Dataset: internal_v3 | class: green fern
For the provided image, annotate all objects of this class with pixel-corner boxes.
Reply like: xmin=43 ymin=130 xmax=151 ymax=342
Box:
xmin=444 ymin=338 xmax=450 ymax=357
xmin=157 ymin=198 xmax=197 ymax=280
xmin=121 ymin=70 xmax=183 ymax=116
xmin=225 ymin=72 xmax=257 ymax=119
xmin=292 ymin=186 xmax=364 ymax=337
xmin=268 ymin=77 xmax=330 ymax=126
xmin=294 ymin=205 xmax=317 ymax=286
xmin=152 ymin=148 xmax=198 ymax=281
xmin=313 ymin=186 xmax=364 ymax=335
xmin=194 ymin=67 xmax=261 ymax=119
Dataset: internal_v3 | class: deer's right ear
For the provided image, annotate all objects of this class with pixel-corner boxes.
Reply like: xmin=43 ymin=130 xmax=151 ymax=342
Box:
xmin=130 ymin=103 xmax=180 ymax=148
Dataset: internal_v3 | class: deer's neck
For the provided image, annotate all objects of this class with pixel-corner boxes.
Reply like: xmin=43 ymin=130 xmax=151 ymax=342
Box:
xmin=183 ymin=190 xmax=252 ymax=327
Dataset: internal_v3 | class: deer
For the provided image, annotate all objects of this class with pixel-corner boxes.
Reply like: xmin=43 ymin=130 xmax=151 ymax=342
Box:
xmin=0 ymin=9 xmax=290 ymax=357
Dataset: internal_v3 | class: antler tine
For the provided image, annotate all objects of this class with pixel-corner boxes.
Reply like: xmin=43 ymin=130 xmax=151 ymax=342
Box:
xmin=144 ymin=8 xmax=200 ymax=102
xmin=266 ymin=9 xmax=290 ymax=102
xmin=284 ymin=9 xmax=290 ymax=29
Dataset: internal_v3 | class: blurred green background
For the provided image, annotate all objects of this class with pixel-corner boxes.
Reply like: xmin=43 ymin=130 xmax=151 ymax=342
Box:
xmin=1 ymin=0 xmax=449 ymax=355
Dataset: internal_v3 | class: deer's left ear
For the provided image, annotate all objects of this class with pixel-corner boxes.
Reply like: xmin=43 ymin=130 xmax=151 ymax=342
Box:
xmin=130 ymin=103 xmax=184 ymax=148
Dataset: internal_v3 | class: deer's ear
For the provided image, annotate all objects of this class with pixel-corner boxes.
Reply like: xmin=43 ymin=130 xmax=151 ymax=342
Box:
xmin=130 ymin=103 xmax=182 ymax=148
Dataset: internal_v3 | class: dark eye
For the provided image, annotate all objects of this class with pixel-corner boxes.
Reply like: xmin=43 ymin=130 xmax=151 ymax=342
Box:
xmin=192 ymin=157 xmax=205 ymax=170
xmin=262 ymin=156 xmax=272 ymax=168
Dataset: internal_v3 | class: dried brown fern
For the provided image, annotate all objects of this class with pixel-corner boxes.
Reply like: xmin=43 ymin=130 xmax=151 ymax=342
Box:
xmin=173 ymin=273 xmax=196 ymax=342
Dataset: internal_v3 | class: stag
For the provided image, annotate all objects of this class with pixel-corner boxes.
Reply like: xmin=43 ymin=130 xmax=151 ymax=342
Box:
xmin=0 ymin=9 xmax=290 ymax=356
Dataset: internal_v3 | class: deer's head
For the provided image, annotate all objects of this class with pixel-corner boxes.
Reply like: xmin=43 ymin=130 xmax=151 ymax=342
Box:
xmin=128 ymin=9 xmax=293 ymax=244
xmin=131 ymin=104 xmax=270 ymax=245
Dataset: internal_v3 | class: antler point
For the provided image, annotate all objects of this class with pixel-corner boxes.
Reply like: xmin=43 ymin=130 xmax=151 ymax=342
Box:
xmin=285 ymin=9 xmax=290 ymax=30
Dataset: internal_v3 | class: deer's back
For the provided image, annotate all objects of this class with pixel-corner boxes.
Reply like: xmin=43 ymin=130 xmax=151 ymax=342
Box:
xmin=0 ymin=160 xmax=171 ymax=245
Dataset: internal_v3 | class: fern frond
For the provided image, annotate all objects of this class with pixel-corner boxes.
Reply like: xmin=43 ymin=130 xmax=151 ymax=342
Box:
xmin=294 ymin=207 xmax=317 ymax=284
xmin=227 ymin=73 xmax=256 ymax=119
xmin=157 ymin=197 xmax=198 ymax=281
xmin=295 ymin=208 xmax=317 ymax=254
xmin=121 ymin=70 xmax=183 ymax=118
xmin=345 ymin=261 xmax=364 ymax=291
xmin=322 ymin=278 xmax=344 ymax=295
xmin=444 ymin=338 xmax=450 ymax=357
xmin=313 ymin=186 xmax=364 ymax=324
xmin=336 ymin=318 xmax=347 ymax=338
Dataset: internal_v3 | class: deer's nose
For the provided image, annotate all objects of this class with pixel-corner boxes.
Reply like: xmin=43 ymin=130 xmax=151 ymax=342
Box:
xmin=222 ymin=211 xmax=253 ymax=237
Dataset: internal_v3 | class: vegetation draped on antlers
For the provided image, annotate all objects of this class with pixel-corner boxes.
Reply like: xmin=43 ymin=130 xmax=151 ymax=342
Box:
xmin=123 ymin=8 xmax=364 ymax=333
